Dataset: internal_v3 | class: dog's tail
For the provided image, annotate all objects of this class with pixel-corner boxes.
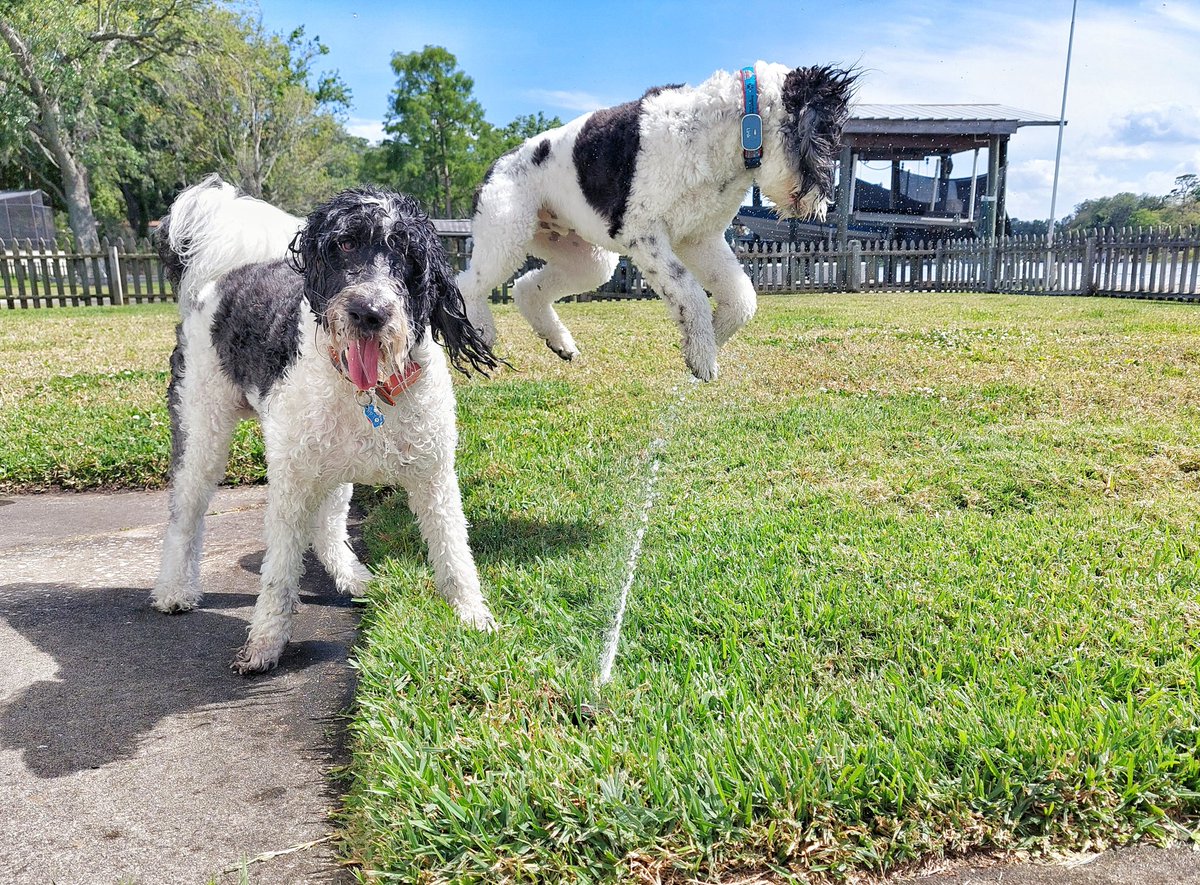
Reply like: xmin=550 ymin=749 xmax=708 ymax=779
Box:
xmin=155 ymin=174 xmax=302 ymax=313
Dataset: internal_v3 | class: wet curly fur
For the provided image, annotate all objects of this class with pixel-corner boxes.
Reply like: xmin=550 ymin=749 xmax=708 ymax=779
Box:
xmin=152 ymin=177 xmax=499 ymax=674
xmin=460 ymin=62 xmax=856 ymax=381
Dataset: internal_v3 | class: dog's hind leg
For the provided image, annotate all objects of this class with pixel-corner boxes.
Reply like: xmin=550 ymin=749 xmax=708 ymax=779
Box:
xmin=311 ymin=482 xmax=371 ymax=597
xmin=153 ymin=358 xmax=241 ymax=613
xmin=676 ymin=235 xmax=758 ymax=346
xmin=513 ymin=230 xmax=619 ymax=360
xmin=623 ymin=233 xmax=720 ymax=381
xmin=456 ymin=195 xmax=540 ymax=347
xmin=234 ymin=472 xmax=324 ymax=674
xmin=402 ymin=460 xmax=495 ymax=631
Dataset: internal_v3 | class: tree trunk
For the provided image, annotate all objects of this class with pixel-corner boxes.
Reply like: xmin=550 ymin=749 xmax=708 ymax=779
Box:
xmin=119 ymin=181 xmax=149 ymax=238
xmin=59 ymin=151 xmax=101 ymax=251
xmin=0 ymin=18 xmax=101 ymax=251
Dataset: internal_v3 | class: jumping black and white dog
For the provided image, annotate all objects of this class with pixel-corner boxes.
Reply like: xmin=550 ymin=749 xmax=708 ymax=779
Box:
xmin=459 ymin=61 xmax=856 ymax=381
xmin=152 ymin=177 xmax=499 ymax=674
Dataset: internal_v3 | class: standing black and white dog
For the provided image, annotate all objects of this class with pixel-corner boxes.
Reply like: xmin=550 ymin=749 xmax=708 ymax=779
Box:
xmin=153 ymin=177 xmax=499 ymax=674
xmin=460 ymin=61 xmax=855 ymax=381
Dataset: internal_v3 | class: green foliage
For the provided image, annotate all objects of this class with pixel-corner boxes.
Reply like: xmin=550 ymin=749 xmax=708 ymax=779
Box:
xmin=0 ymin=1 xmax=370 ymax=238
xmin=157 ymin=13 xmax=363 ymax=212
xmin=1061 ymin=174 xmax=1200 ymax=231
xmin=0 ymin=0 xmax=203 ymax=246
xmin=379 ymin=45 xmax=561 ymax=217
xmin=381 ymin=46 xmax=489 ymax=217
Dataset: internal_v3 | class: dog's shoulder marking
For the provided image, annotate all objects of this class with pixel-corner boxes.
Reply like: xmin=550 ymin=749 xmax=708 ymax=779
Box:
xmin=210 ymin=260 xmax=305 ymax=397
xmin=531 ymin=139 xmax=551 ymax=166
xmin=572 ymin=83 xmax=685 ymax=240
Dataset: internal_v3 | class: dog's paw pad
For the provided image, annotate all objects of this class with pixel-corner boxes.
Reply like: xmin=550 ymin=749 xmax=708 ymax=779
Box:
xmin=547 ymin=342 xmax=579 ymax=362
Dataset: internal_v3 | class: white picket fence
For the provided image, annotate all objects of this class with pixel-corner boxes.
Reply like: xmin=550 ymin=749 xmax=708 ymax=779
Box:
xmin=4 ymin=226 xmax=1199 ymax=309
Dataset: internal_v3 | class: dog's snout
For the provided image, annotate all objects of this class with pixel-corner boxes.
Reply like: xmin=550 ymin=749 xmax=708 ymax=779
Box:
xmin=347 ymin=301 xmax=391 ymax=333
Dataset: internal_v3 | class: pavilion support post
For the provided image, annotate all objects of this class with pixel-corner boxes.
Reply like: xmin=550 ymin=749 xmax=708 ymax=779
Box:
xmin=983 ymin=135 xmax=1002 ymax=290
xmin=835 ymin=145 xmax=853 ymax=250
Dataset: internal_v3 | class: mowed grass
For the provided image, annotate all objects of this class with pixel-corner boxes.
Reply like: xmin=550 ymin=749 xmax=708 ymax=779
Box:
xmin=2 ymin=295 xmax=1199 ymax=880
xmin=0 ymin=303 xmax=264 ymax=489
xmin=345 ymin=294 xmax=1200 ymax=882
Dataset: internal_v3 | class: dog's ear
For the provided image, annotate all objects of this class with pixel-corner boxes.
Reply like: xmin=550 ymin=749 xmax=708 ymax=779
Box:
xmin=415 ymin=221 xmax=503 ymax=375
xmin=287 ymin=207 xmax=332 ymax=322
xmin=153 ymin=213 xmax=185 ymax=289
xmin=780 ymin=66 xmax=858 ymax=199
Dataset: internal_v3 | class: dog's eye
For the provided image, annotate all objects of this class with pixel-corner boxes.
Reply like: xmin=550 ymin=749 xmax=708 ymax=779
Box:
xmin=337 ymin=239 xmax=357 ymax=253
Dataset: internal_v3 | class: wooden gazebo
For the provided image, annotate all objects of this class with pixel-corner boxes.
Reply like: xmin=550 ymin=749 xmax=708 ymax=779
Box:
xmin=833 ymin=104 xmax=1061 ymax=245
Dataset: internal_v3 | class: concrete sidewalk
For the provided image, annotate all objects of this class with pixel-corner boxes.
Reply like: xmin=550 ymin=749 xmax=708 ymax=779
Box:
xmin=0 ymin=487 xmax=1196 ymax=885
xmin=0 ymin=486 xmax=358 ymax=885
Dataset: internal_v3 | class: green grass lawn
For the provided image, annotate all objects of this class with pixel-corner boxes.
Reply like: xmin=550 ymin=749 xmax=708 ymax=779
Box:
xmin=0 ymin=303 xmax=264 ymax=489
xmin=2 ymin=294 xmax=1199 ymax=881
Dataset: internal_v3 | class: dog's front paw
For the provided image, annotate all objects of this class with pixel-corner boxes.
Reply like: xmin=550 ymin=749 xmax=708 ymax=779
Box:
xmin=547 ymin=340 xmax=580 ymax=362
xmin=231 ymin=636 xmax=288 ymax=675
xmin=454 ymin=601 xmax=497 ymax=632
xmin=687 ymin=357 xmax=718 ymax=382
xmin=151 ymin=587 xmax=201 ymax=614
xmin=337 ymin=561 xmax=373 ymax=598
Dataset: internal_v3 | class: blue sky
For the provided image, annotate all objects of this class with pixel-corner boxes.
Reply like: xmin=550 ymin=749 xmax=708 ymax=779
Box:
xmin=257 ymin=0 xmax=1200 ymax=220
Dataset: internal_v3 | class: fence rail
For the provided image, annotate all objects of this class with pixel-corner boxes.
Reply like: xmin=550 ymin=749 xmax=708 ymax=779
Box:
xmin=1 ymin=236 xmax=172 ymax=308
xmin=3 ymin=226 xmax=1198 ymax=310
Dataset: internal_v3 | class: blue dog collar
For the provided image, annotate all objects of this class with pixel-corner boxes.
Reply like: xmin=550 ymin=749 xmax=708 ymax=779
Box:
xmin=740 ymin=66 xmax=763 ymax=169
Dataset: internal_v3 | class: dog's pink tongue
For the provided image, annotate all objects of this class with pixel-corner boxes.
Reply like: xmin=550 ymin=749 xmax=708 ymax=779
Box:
xmin=346 ymin=339 xmax=380 ymax=390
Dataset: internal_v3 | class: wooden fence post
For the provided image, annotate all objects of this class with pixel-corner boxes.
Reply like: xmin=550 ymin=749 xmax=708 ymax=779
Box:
xmin=1083 ymin=235 xmax=1097 ymax=294
xmin=848 ymin=240 xmax=862 ymax=292
xmin=107 ymin=241 xmax=124 ymax=305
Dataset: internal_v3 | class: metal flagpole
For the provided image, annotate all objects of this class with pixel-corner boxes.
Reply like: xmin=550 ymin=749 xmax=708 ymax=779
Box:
xmin=1047 ymin=0 xmax=1078 ymax=246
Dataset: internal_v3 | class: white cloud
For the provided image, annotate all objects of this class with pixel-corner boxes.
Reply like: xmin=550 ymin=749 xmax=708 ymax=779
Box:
xmin=837 ymin=3 xmax=1200 ymax=219
xmin=525 ymin=89 xmax=608 ymax=113
xmin=346 ymin=117 xmax=386 ymax=145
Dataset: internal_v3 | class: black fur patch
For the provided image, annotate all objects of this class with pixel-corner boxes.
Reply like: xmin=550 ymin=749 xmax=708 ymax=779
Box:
xmin=779 ymin=66 xmax=858 ymax=204
xmin=572 ymin=84 xmax=685 ymax=239
xmin=573 ymin=100 xmax=643 ymax=239
xmin=642 ymin=83 xmax=684 ymax=99
xmin=167 ymin=322 xmax=187 ymax=479
xmin=210 ymin=261 xmax=304 ymax=397
xmin=153 ymin=215 xmax=185 ymax=289
xmin=532 ymin=139 xmax=551 ymax=165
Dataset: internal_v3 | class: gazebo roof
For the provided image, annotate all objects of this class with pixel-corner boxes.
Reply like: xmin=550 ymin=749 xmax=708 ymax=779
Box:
xmin=851 ymin=103 xmax=1060 ymax=126
xmin=844 ymin=104 xmax=1060 ymax=159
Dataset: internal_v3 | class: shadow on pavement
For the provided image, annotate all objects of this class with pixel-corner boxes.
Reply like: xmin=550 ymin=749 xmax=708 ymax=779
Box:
xmin=0 ymin=573 xmax=352 ymax=780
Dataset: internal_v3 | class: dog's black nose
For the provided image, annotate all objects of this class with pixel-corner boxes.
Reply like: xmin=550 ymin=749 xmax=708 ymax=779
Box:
xmin=347 ymin=302 xmax=390 ymax=333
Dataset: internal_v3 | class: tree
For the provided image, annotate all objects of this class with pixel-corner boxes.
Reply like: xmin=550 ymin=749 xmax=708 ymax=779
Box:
xmin=1061 ymin=181 xmax=1200 ymax=232
xmin=499 ymin=112 xmax=562 ymax=144
xmin=1168 ymin=173 xmax=1200 ymax=206
xmin=158 ymin=13 xmax=357 ymax=211
xmin=383 ymin=46 xmax=490 ymax=217
xmin=0 ymin=1 xmax=199 ymax=249
xmin=1062 ymin=193 xmax=1164 ymax=231
xmin=381 ymin=47 xmax=562 ymax=218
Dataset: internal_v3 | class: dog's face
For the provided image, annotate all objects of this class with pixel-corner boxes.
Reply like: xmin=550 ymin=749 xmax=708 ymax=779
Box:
xmin=288 ymin=187 xmax=499 ymax=386
xmin=763 ymin=65 xmax=857 ymax=221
